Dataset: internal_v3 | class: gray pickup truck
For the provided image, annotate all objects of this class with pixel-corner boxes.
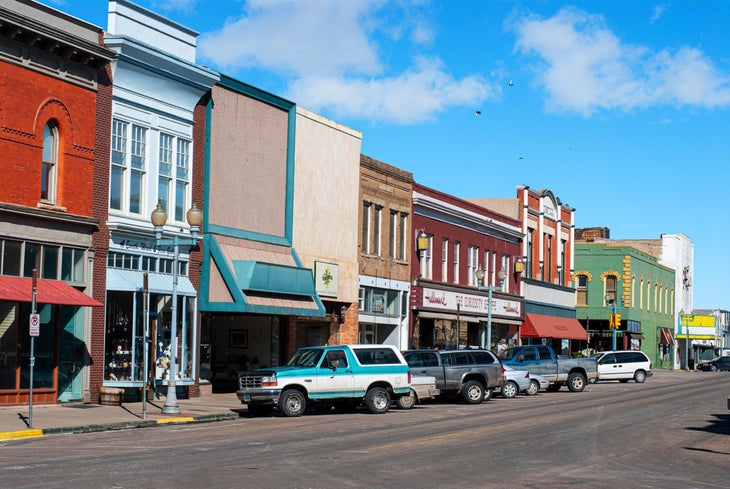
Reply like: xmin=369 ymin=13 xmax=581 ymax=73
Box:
xmin=498 ymin=344 xmax=598 ymax=392
xmin=403 ymin=349 xmax=505 ymax=404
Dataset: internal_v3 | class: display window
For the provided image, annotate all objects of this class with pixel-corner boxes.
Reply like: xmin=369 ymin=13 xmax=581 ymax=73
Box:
xmin=104 ymin=290 xmax=196 ymax=387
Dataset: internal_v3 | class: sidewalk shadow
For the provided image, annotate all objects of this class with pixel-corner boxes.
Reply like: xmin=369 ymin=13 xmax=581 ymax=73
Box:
xmin=17 ymin=412 xmax=29 ymax=428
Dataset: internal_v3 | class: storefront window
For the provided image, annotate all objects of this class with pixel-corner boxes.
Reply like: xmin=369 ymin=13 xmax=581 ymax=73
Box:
xmin=20 ymin=303 xmax=55 ymax=389
xmin=0 ymin=303 xmax=18 ymax=390
xmin=105 ymin=291 xmax=144 ymax=383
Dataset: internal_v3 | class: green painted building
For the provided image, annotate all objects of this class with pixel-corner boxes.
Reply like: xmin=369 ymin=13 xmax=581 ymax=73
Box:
xmin=574 ymin=242 xmax=676 ymax=369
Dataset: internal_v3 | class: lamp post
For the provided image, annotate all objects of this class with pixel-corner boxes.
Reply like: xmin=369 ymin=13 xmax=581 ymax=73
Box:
xmin=150 ymin=201 xmax=202 ymax=414
xmin=605 ymin=294 xmax=623 ymax=351
xmin=475 ymin=267 xmax=507 ymax=350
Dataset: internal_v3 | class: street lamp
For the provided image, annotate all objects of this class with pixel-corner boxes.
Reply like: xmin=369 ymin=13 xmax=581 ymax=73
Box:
xmin=605 ymin=294 xmax=623 ymax=351
xmin=475 ymin=266 xmax=507 ymax=350
xmin=150 ymin=201 xmax=203 ymax=414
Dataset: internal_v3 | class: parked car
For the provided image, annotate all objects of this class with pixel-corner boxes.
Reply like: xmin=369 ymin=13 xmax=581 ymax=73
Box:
xmin=527 ymin=372 xmax=550 ymax=395
xmin=395 ymin=375 xmax=439 ymax=409
xmin=593 ymin=350 xmax=653 ymax=383
xmin=237 ymin=345 xmax=411 ymax=417
xmin=498 ymin=345 xmax=598 ymax=392
xmin=493 ymin=365 xmax=532 ymax=399
xmin=696 ymin=356 xmax=730 ymax=372
xmin=404 ymin=349 xmax=505 ymax=404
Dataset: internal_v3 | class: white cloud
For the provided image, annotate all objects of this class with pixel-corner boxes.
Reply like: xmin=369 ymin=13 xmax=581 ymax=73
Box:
xmin=511 ymin=7 xmax=730 ymax=116
xmin=198 ymin=0 xmax=494 ymax=124
xmin=289 ymin=57 xmax=493 ymax=124
xmin=650 ymin=5 xmax=666 ymax=24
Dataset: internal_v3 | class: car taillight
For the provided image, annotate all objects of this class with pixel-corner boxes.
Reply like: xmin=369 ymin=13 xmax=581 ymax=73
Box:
xmin=408 ymin=371 xmax=412 ymax=383
xmin=261 ymin=375 xmax=277 ymax=387
xmin=524 ymin=372 xmax=530 ymax=379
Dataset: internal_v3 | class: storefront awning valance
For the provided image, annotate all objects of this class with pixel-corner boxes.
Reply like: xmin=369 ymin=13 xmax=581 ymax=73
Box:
xmin=201 ymin=235 xmax=325 ymax=316
xmin=521 ymin=313 xmax=587 ymax=341
xmin=0 ymin=276 xmax=102 ymax=307
xmin=417 ymin=311 xmax=480 ymax=323
xmin=659 ymin=327 xmax=675 ymax=345
xmin=107 ymin=269 xmax=197 ymax=296
xmin=626 ymin=331 xmax=645 ymax=339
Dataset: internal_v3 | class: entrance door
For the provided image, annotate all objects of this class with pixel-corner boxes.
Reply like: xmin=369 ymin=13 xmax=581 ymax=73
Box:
xmin=58 ymin=306 xmax=84 ymax=402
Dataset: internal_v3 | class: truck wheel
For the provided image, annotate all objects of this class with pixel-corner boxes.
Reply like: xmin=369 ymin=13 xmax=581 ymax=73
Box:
xmin=461 ymin=380 xmax=484 ymax=404
xmin=567 ymin=373 xmax=586 ymax=392
xmin=396 ymin=389 xmax=417 ymax=410
xmin=501 ymin=380 xmax=519 ymax=399
xmin=279 ymin=389 xmax=307 ymax=417
xmin=247 ymin=403 xmax=273 ymax=417
xmin=526 ymin=379 xmax=540 ymax=396
xmin=365 ymin=387 xmax=391 ymax=414
xmin=633 ymin=370 xmax=647 ymax=383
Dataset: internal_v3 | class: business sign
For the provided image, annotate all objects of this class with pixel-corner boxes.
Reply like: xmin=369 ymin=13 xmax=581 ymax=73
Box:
xmin=314 ymin=261 xmax=339 ymax=297
xmin=420 ymin=287 xmax=522 ymax=319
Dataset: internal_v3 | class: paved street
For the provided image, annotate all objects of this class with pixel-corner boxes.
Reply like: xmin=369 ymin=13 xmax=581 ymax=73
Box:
xmin=1 ymin=370 xmax=728 ymax=489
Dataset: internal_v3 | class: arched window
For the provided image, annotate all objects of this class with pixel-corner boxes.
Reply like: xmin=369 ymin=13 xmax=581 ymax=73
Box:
xmin=41 ymin=121 xmax=58 ymax=203
xmin=576 ymin=274 xmax=588 ymax=306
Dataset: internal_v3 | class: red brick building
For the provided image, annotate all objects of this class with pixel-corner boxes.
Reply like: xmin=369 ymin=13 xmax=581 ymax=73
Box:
xmin=0 ymin=0 xmax=113 ymax=405
xmin=410 ymin=183 xmax=524 ymax=350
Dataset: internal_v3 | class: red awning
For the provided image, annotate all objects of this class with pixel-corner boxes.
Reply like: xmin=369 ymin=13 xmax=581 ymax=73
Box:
xmin=521 ymin=313 xmax=588 ymax=341
xmin=0 ymin=276 xmax=102 ymax=307
xmin=659 ymin=327 xmax=675 ymax=345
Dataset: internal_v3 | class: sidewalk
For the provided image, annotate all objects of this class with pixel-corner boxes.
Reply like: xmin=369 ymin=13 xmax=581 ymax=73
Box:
xmin=0 ymin=393 xmax=245 ymax=442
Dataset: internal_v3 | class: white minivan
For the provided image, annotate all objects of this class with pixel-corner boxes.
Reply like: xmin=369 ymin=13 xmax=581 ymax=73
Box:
xmin=594 ymin=350 xmax=653 ymax=383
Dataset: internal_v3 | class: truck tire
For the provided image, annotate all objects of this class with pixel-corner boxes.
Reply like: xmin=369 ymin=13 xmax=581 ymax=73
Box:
xmin=461 ymin=380 xmax=484 ymax=404
xmin=396 ymin=389 xmax=417 ymax=410
xmin=526 ymin=379 xmax=540 ymax=396
xmin=567 ymin=373 xmax=586 ymax=392
xmin=501 ymin=380 xmax=519 ymax=399
xmin=364 ymin=387 xmax=391 ymax=414
xmin=279 ymin=389 xmax=307 ymax=417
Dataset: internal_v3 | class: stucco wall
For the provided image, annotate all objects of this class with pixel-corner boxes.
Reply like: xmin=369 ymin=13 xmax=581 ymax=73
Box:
xmin=293 ymin=107 xmax=362 ymax=303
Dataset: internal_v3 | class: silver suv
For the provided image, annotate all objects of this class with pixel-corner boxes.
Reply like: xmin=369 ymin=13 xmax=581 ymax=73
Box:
xmin=594 ymin=350 xmax=653 ymax=383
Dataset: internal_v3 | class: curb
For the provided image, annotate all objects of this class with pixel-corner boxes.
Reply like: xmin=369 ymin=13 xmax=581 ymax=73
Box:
xmin=0 ymin=411 xmax=240 ymax=442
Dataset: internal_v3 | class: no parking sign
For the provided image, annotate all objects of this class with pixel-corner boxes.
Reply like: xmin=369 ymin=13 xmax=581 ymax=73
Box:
xmin=29 ymin=313 xmax=40 ymax=336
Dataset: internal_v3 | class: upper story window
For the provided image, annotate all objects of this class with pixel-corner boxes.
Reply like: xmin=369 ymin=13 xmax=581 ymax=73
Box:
xmin=467 ymin=245 xmax=478 ymax=286
xmin=158 ymin=133 xmax=191 ymax=222
xmin=576 ymin=275 xmax=588 ymax=306
xmin=441 ymin=239 xmax=449 ymax=282
xmin=110 ymin=119 xmax=147 ymax=215
xmin=420 ymin=235 xmax=433 ymax=280
xmin=398 ymin=213 xmax=407 ymax=260
xmin=41 ymin=121 xmax=58 ymax=204
xmin=1 ymin=238 xmax=84 ymax=282
xmin=373 ymin=205 xmax=382 ymax=256
xmin=361 ymin=202 xmax=371 ymax=254
xmin=389 ymin=210 xmax=397 ymax=259
xmin=605 ymin=275 xmax=617 ymax=304
xmin=453 ymin=241 xmax=460 ymax=284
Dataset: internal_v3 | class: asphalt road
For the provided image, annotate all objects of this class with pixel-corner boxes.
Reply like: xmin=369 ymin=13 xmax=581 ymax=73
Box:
xmin=2 ymin=370 xmax=729 ymax=489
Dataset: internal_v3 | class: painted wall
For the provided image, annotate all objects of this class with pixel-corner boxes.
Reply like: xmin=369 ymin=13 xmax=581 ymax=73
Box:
xmin=292 ymin=107 xmax=362 ymax=304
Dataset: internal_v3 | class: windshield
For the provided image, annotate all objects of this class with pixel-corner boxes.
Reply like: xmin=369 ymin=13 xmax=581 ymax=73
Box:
xmin=498 ymin=348 xmax=518 ymax=360
xmin=286 ymin=348 xmax=324 ymax=367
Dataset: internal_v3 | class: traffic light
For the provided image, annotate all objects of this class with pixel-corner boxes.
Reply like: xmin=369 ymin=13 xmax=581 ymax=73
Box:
xmin=609 ymin=313 xmax=621 ymax=329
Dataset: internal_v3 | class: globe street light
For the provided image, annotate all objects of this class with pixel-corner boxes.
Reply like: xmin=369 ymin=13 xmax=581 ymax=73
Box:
xmin=150 ymin=201 xmax=202 ymax=414
xmin=475 ymin=266 xmax=507 ymax=350
xmin=605 ymin=294 xmax=624 ymax=351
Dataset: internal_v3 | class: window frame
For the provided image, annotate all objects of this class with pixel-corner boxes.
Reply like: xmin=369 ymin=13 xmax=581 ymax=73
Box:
xmin=41 ymin=121 xmax=59 ymax=204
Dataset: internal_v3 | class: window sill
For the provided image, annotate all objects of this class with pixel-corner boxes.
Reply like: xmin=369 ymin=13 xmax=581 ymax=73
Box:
xmin=37 ymin=202 xmax=67 ymax=212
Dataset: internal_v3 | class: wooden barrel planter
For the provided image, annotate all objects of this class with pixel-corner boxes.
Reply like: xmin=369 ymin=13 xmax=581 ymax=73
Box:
xmin=99 ymin=387 xmax=124 ymax=406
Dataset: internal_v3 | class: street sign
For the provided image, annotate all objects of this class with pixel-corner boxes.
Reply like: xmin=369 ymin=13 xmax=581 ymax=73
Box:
xmin=29 ymin=313 xmax=40 ymax=336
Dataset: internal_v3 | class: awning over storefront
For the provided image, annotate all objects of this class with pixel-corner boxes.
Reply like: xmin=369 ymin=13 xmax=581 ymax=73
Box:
xmin=107 ymin=269 xmax=197 ymax=296
xmin=659 ymin=327 xmax=674 ymax=345
xmin=626 ymin=331 xmax=645 ymax=340
xmin=0 ymin=276 xmax=102 ymax=307
xmin=202 ymin=235 xmax=325 ymax=316
xmin=521 ymin=313 xmax=587 ymax=341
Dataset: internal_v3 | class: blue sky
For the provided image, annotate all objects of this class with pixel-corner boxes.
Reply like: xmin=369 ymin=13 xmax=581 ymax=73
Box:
xmin=50 ymin=0 xmax=729 ymax=310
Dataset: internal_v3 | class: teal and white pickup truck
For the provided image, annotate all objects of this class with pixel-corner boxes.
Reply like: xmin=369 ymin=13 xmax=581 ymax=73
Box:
xmin=237 ymin=344 xmax=411 ymax=417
